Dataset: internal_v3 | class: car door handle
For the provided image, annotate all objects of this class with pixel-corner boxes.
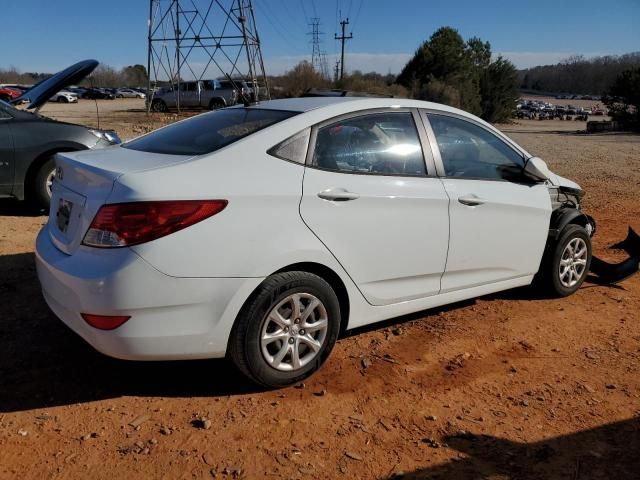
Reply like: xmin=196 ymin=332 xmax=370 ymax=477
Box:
xmin=458 ymin=194 xmax=486 ymax=206
xmin=317 ymin=188 xmax=360 ymax=202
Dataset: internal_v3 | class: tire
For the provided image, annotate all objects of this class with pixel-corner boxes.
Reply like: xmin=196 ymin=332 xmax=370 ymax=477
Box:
xmin=34 ymin=158 xmax=56 ymax=211
xmin=209 ymin=98 xmax=225 ymax=110
xmin=151 ymin=99 xmax=168 ymax=112
xmin=538 ymin=224 xmax=592 ymax=297
xmin=57 ymin=96 xmax=68 ymax=103
xmin=229 ymin=271 xmax=341 ymax=388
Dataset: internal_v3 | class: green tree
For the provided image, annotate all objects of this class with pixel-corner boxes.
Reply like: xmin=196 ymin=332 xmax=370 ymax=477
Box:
xmin=605 ymin=67 xmax=640 ymax=130
xmin=480 ymin=57 xmax=520 ymax=123
xmin=397 ymin=27 xmax=482 ymax=114
xmin=397 ymin=27 xmax=518 ymax=122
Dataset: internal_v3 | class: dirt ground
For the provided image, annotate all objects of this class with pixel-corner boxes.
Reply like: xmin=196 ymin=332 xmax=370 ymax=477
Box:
xmin=1 ymin=101 xmax=639 ymax=479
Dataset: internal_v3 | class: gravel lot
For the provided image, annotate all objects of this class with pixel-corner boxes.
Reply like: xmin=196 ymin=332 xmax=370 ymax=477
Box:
xmin=0 ymin=101 xmax=639 ymax=479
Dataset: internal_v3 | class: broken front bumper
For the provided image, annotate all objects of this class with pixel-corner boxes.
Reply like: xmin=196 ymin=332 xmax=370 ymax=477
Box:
xmin=590 ymin=227 xmax=640 ymax=284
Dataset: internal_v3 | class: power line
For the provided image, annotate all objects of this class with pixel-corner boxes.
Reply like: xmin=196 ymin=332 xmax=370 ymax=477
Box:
xmin=351 ymin=0 xmax=363 ymax=31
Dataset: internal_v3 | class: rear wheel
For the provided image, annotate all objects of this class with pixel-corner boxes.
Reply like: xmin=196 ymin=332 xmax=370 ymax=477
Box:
xmin=209 ymin=98 xmax=225 ymax=110
xmin=34 ymin=158 xmax=56 ymax=210
xmin=57 ymin=96 xmax=68 ymax=103
xmin=538 ymin=224 xmax=592 ymax=297
xmin=151 ymin=99 xmax=168 ymax=112
xmin=229 ymin=271 xmax=341 ymax=388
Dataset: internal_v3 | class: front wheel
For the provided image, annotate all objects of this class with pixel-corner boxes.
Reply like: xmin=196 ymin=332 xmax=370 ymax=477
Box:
xmin=34 ymin=158 xmax=56 ymax=210
xmin=539 ymin=224 xmax=592 ymax=297
xmin=229 ymin=272 xmax=341 ymax=388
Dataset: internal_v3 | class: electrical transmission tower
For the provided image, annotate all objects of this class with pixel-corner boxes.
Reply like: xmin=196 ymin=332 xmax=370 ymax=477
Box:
xmin=147 ymin=0 xmax=269 ymax=111
xmin=308 ymin=17 xmax=329 ymax=79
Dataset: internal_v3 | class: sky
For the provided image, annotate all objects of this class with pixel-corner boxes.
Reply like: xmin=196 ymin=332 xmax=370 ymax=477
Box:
xmin=0 ymin=0 xmax=638 ymax=78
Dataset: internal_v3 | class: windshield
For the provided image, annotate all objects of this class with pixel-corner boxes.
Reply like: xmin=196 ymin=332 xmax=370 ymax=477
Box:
xmin=123 ymin=108 xmax=298 ymax=156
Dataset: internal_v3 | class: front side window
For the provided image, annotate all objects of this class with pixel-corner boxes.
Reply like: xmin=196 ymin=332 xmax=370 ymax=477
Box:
xmin=123 ymin=108 xmax=298 ymax=156
xmin=427 ymin=114 xmax=525 ymax=181
xmin=203 ymin=80 xmax=220 ymax=91
xmin=312 ymin=112 xmax=426 ymax=176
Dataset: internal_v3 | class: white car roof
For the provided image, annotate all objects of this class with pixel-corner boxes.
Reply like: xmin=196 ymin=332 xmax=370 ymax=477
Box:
xmin=251 ymin=96 xmax=468 ymax=116
xmin=243 ymin=96 xmax=532 ymax=159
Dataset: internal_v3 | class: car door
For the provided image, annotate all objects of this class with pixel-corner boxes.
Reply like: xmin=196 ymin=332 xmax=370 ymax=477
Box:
xmin=300 ymin=109 xmax=450 ymax=306
xmin=423 ymin=112 xmax=551 ymax=293
xmin=0 ymin=108 xmax=15 ymax=192
xmin=179 ymin=82 xmax=199 ymax=107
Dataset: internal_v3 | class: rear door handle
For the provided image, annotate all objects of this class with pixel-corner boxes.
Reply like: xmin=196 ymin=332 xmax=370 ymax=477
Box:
xmin=458 ymin=194 xmax=486 ymax=206
xmin=317 ymin=188 xmax=360 ymax=202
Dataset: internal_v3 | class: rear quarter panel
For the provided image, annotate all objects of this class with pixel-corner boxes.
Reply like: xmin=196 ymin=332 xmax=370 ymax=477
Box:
xmin=112 ymin=133 xmax=341 ymax=279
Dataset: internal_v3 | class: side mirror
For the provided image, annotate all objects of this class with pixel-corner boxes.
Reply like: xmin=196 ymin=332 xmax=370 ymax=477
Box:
xmin=524 ymin=156 xmax=551 ymax=181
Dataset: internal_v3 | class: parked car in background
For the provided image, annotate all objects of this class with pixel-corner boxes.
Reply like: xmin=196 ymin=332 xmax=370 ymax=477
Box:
xmin=49 ymin=90 xmax=78 ymax=103
xmin=67 ymin=87 xmax=87 ymax=98
xmin=0 ymin=60 xmax=121 ymax=208
xmin=116 ymin=88 xmax=145 ymax=99
xmin=0 ymin=86 xmax=23 ymax=102
xmin=35 ymin=96 xmax=605 ymax=388
xmin=150 ymin=79 xmax=234 ymax=111
xmin=82 ymin=88 xmax=115 ymax=100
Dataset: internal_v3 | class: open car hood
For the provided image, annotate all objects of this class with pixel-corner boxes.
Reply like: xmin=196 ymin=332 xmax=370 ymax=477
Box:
xmin=13 ymin=59 xmax=98 ymax=110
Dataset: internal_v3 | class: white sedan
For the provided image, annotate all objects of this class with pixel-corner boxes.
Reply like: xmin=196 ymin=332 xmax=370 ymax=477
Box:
xmin=35 ymin=97 xmax=595 ymax=387
xmin=116 ymin=88 xmax=145 ymax=99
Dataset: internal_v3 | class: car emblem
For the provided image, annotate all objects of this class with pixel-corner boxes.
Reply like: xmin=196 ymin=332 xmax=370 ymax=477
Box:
xmin=56 ymin=166 xmax=64 ymax=181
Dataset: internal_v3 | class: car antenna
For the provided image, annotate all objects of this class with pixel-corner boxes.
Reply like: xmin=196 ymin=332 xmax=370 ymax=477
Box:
xmin=89 ymin=76 xmax=100 ymax=129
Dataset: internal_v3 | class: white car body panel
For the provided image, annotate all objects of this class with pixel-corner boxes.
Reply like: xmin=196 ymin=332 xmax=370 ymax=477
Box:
xmin=439 ymin=179 xmax=551 ymax=292
xmin=300 ymin=168 xmax=450 ymax=305
xmin=35 ymin=97 xmax=565 ymax=361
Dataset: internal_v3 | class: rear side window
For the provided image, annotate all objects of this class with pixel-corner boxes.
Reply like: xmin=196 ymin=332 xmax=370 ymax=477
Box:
xmin=268 ymin=128 xmax=310 ymax=164
xmin=312 ymin=112 xmax=426 ymax=176
xmin=123 ymin=108 xmax=298 ymax=156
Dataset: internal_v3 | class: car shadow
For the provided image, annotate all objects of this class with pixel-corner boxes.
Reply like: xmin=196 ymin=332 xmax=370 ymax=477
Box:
xmin=0 ymin=249 xmax=627 ymax=413
xmin=0 ymin=251 xmax=261 ymax=413
xmin=387 ymin=417 xmax=640 ymax=479
xmin=0 ymin=198 xmax=46 ymax=217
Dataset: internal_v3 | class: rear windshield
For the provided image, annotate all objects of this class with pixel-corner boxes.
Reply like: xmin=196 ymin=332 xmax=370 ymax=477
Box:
xmin=123 ymin=108 xmax=298 ymax=156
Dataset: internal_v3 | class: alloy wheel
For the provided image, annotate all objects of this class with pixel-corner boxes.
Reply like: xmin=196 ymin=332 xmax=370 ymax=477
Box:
xmin=260 ymin=293 xmax=328 ymax=371
xmin=558 ymin=237 xmax=588 ymax=287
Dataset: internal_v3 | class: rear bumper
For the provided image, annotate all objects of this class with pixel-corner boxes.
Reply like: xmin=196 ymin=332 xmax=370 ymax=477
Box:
xmin=35 ymin=225 xmax=263 ymax=360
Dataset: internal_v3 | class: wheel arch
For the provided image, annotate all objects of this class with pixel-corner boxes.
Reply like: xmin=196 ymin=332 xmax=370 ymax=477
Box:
xmin=21 ymin=144 xmax=88 ymax=201
xmin=273 ymin=262 xmax=350 ymax=333
xmin=208 ymin=96 xmax=227 ymax=109
xmin=229 ymin=261 xmax=351 ymax=346
xmin=549 ymin=207 xmax=595 ymax=240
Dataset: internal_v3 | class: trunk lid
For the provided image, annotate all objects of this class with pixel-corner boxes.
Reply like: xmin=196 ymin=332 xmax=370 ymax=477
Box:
xmin=48 ymin=147 xmax=193 ymax=255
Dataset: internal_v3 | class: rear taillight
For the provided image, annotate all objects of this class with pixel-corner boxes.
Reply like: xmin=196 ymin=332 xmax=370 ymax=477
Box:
xmin=82 ymin=200 xmax=227 ymax=248
xmin=81 ymin=313 xmax=130 ymax=330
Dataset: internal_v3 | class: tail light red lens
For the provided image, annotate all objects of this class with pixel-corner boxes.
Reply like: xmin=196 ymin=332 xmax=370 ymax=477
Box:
xmin=81 ymin=313 xmax=131 ymax=330
xmin=82 ymin=200 xmax=227 ymax=248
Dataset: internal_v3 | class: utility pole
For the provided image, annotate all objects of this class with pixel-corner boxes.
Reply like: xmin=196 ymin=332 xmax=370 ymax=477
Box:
xmin=334 ymin=59 xmax=340 ymax=83
xmin=334 ymin=17 xmax=352 ymax=81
